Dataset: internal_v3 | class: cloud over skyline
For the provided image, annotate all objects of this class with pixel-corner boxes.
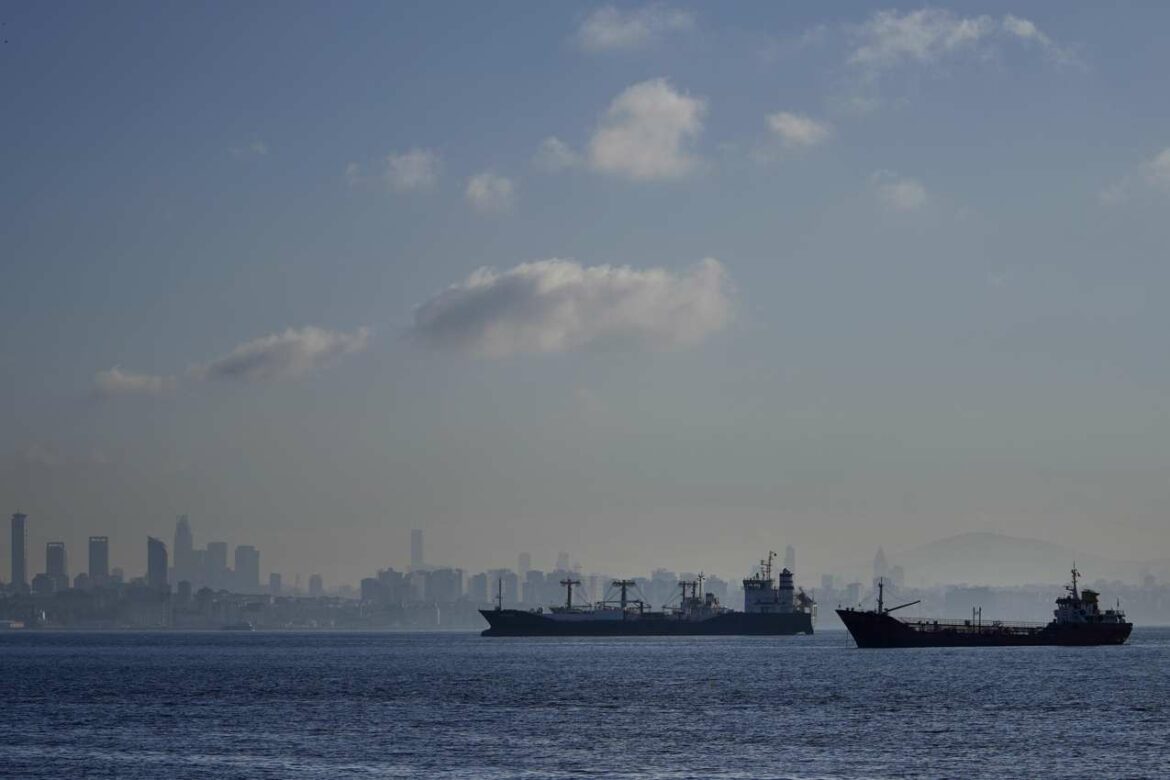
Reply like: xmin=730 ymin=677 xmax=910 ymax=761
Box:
xmin=411 ymin=258 xmax=731 ymax=357
xmin=193 ymin=327 xmax=371 ymax=382
xmin=588 ymin=78 xmax=707 ymax=181
xmin=576 ymin=4 xmax=694 ymax=52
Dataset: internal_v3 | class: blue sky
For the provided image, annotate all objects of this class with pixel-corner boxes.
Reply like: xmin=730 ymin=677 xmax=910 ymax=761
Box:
xmin=3 ymin=2 xmax=1170 ymax=585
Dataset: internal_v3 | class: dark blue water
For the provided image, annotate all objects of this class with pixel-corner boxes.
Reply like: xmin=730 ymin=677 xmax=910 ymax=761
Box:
xmin=1 ymin=629 xmax=1166 ymax=779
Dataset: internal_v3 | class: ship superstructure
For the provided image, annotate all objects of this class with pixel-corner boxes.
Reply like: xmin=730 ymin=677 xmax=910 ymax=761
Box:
xmin=837 ymin=567 xmax=1132 ymax=648
xmin=480 ymin=552 xmax=815 ymax=637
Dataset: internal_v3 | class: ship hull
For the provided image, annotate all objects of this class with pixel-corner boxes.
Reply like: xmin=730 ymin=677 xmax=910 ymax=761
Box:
xmin=836 ymin=609 xmax=1132 ymax=648
xmin=480 ymin=609 xmax=813 ymax=637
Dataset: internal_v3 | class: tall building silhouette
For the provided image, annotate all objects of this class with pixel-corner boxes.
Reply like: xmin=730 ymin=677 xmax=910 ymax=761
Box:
xmin=89 ymin=536 xmax=110 ymax=583
xmin=784 ymin=545 xmax=796 ymax=572
xmin=410 ymin=529 xmax=424 ymax=569
xmin=234 ymin=545 xmax=260 ymax=592
xmin=517 ymin=552 xmax=531 ymax=576
xmin=268 ymin=572 xmax=282 ymax=595
xmin=46 ymin=542 xmax=67 ymax=578
xmin=10 ymin=513 xmax=28 ymax=589
xmin=147 ymin=536 xmax=168 ymax=590
xmin=205 ymin=541 xmax=228 ymax=589
xmin=173 ymin=515 xmax=194 ymax=584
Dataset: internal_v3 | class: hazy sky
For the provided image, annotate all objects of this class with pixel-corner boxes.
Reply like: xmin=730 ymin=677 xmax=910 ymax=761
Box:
xmin=4 ymin=2 xmax=1170 ymax=587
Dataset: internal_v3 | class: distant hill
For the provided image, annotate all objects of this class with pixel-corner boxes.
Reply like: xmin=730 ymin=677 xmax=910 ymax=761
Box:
xmin=889 ymin=532 xmax=1134 ymax=587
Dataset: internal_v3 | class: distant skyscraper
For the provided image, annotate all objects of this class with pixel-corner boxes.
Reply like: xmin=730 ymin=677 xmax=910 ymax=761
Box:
xmin=517 ymin=552 xmax=531 ymax=575
xmin=46 ymin=542 xmax=68 ymax=580
xmin=784 ymin=545 xmax=796 ymax=572
xmin=468 ymin=572 xmax=489 ymax=603
xmin=89 ymin=536 xmax=110 ymax=582
xmin=173 ymin=515 xmax=194 ymax=584
xmin=205 ymin=541 xmax=228 ymax=584
xmin=873 ymin=547 xmax=889 ymax=585
xmin=308 ymin=574 xmax=324 ymax=597
xmin=147 ymin=537 xmax=169 ymax=590
xmin=555 ymin=551 xmax=570 ymax=572
xmin=234 ymin=545 xmax=260 ymax=592
xmin=410 ymin=529 xmax=424 ymax=569
xmin=269 ymin=572 xmax=282 ymax=595
xmin=11 ymin=513 xmax=28 ymax=589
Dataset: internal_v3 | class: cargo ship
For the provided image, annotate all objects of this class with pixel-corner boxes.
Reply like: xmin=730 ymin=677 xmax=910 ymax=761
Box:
xmin=480 ymin=552 xmax=815 ymax=637
xmin=837 ymin=567 xmax=1132 ymax=648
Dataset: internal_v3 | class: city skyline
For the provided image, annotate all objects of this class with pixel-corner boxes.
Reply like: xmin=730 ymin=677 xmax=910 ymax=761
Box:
xmin=6 ymin=511 xmax=1168 ymax=600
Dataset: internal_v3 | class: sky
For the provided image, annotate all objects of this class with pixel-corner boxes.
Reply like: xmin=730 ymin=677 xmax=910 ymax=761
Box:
xmin=3 ymin=2 xmax=1170 ymax=587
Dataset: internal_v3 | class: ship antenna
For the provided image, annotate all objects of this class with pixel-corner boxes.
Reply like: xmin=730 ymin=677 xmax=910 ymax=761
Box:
xmin=1070 ymin=563 xmax=1079 ymax=599
xmin=877 ymin=577 xmax=884 ymax=613
xmin=496 ymin=577 xmax=503 ymax=611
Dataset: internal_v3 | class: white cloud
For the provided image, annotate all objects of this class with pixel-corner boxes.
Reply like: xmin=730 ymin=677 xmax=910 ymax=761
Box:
xmin=1098 ymin=178 xmax=1131 ymax=207
xmin=588 ymin=78 xmax=706 ymax=181
xmin=412 ymin=258 xmax=731 ymax=357
xmin=848 ymin=9 xmax=1067 ymax=71
xmin=93 ymin=367 xmax=176 ymax=397
xmin=345 ymin=162 xmax=364 ymax=187
xmin=1143 ymin=148 xmax=1170 ymax=189
xmin=766 ymin=111 xmax=832 ymax=148
xmin=576 ymin=4 xmax=694 ymax=52
xmin=229 ymin=140 xmax=269 ymax=159
xmin=194 ymin=326 xmax=371 ymax=382
xmin=872 ymin=170 xmax=928 ymax=211
xmin=465 ymin=172 xmax=515 ymax=212
xmin=1100 ymin=147 xmax=1170 ymax=206
xmin=533 ymin=137 xmax=581 ymax=172
xmin=386 ymin=148 xmax=441 ymax=191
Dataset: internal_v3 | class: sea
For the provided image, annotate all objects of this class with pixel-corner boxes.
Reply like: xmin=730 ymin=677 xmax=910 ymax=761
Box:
xmin=1 ymin=628 xmax=1167 ymax=780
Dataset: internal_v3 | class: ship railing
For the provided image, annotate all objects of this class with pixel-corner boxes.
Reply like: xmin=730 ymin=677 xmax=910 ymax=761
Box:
xmin=899 ymin=617 xmax=1048 ymax=633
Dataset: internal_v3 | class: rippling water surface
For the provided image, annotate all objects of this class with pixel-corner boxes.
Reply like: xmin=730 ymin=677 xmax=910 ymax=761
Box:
xmin=1 ymin=628 xmax=1167 ymax=779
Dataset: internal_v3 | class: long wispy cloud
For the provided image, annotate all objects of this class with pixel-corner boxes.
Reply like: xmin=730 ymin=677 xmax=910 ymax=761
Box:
xmin=588 ymin=78 xmax=707 ymax=181
xmin=576 ymin=4 xmax=694 ymax=52
xmin=848 ymin=9 xmax=1072 ymax=72
xmin=192 ymin=326 xmax=371 ymax=382
xmin=346 ymin=148 xmax=441 ymax=191
xmin=93 ymin=367 xmax=176 ymax=397
xmin=412 ymin=258 xmax=731 ymax=357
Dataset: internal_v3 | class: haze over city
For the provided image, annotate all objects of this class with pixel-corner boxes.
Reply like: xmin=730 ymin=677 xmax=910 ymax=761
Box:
xmin=4 ymin=2 xmax=1170 ymax=590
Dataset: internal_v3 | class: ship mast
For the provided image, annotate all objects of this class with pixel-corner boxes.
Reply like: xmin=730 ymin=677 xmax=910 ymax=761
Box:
xmin=560 ymin=578 xmax=581 ymax=610
xmin=495 ymin=577 xmax=503 ymax=611
xmin=1070 ymin=564 xmax=1080 ymax=599
xmin=613 ymin=579 xmax=635 ymax=611
xmin=877 ymin=577 xmax=884 ymax=613
xmin=760 ymin=550 xmax=776 ymax=581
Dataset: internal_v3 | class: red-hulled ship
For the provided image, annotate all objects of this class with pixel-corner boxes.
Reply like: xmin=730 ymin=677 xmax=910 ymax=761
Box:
xmin=837 ymin=568 xmax=1132 ymax=648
